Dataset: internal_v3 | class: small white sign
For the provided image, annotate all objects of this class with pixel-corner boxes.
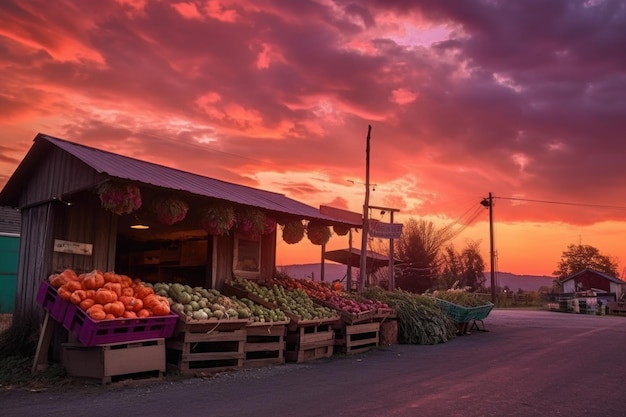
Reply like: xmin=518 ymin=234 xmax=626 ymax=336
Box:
xmin=53 ymin=239 xmax=93 ymax=256
xmin=369 ymin=220 xmax=403 ymax=239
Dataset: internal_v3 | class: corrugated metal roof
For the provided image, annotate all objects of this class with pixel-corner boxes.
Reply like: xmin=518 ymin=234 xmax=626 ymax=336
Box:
xmin=39 ymin=134 xmax=361 ymax=226
xmin=560 ymin=268 xmax=625 ymax=285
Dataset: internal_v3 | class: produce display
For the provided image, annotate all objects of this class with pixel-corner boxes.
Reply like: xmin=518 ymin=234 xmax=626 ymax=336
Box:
xmin=48 ymin=269 xmax=171 ymax=320
xmin=153 ymin=282 xmax=287 ymax=323
xmin=232 ymin=278 xmax=338 ymax=321
xmin=362 ymin=287 xmax=457 ymax=345
xmin=267 ymin=275 xmax=391 ymax=316
xmin=429 ymin=289 xmax=489 ymax=307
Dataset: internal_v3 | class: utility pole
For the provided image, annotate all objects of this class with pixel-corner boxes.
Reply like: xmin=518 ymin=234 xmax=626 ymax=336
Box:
xmin=359 ymin=125 xmax=372 ymax=292
xmin=481 ymin=193 xmax=496 ymax=303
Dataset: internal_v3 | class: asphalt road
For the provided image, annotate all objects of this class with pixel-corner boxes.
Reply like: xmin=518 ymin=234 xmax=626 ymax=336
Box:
xmin=2 ymin=309 xmax=625 ymax=417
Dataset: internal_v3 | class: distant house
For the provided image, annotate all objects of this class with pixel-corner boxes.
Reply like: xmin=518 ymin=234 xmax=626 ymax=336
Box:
xmin=559 ymin=268 xmax=625 ymax=300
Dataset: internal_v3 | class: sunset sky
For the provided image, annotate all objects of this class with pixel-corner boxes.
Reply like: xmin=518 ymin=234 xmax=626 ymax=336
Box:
xmin=1 ymin=0 xmax=626 ymax=277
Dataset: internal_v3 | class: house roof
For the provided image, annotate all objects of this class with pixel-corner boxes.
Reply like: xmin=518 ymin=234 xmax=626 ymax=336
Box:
xmin=0 ymin=133 xmax=362 ymax=227
xmin=0 ymin=206 xmax=20 ymax=235
xmin=560 ymin=268 xmax=625 ymax=285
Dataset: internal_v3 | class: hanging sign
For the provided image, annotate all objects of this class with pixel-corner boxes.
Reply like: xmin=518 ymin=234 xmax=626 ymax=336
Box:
xmin=368 ymin=220 xmax=403 ymax=239
xmin=53 ymin=239 xmax=93 ymax=256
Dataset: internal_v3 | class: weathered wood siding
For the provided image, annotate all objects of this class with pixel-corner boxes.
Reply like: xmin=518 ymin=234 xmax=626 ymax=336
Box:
xmin=51 ymin=192 xmax=117 ymax=274
xmin=15 ymin=203 xmax=58 ymax=322
xmin=17 ymin=145 xmax=102 ymax=207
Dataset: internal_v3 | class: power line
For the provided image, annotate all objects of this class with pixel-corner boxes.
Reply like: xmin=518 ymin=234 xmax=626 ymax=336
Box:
xmin=495 ymin=196 xmax=626 ymax=211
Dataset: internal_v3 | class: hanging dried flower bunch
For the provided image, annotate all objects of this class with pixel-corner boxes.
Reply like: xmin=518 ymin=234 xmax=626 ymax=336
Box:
xmin=97 ymin=181 xmax=142 ymax=215
xmin=263 ymin=216 xmax=277 ymax=235
xmin=333 ymin=225 xmax=351 ymax=236
xmin=200 ymin=203 xmax=236 ymax=235
xmin=153 ymin=195 xmax=189 ymax=225
xmin=282 ymin=220 xmax=305 ymax=244
xmin=236 ymin=208 xmax=266 ymax=239
xmin=306 ymin=221 xmax=332 ymax=246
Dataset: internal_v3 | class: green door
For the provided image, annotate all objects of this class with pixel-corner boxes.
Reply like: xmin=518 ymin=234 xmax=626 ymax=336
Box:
xmin=0 ymin=235 xmax=19 ymax=313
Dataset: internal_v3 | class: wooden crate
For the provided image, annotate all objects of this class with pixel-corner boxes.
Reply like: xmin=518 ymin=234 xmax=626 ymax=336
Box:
xmin=334 ymin=321 xmax=380 ymax=355
xmin=244 ymin=321 xmax=288 ymax=368
xmin=285 ymin=321 xmax=335 ymax=363
xmin=61 ymin=339 xmax=165 ymax=384
xmin=166 ymin=319 xmax=247 ymax=375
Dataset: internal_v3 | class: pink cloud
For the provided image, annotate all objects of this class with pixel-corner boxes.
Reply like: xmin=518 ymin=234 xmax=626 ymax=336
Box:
xmin=1 ymin=0 xmax=625 ymax=274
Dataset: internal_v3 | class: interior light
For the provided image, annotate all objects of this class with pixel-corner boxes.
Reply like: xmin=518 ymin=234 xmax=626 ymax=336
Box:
xmin=130 ymin=224 xmax=150 ymax=230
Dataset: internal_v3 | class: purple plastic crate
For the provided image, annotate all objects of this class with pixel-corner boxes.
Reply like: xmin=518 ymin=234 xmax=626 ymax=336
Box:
xmin=36 ymin=281 xmax=71 ymax=323
xmin=62 ymin=303 xmax=178 ymax=346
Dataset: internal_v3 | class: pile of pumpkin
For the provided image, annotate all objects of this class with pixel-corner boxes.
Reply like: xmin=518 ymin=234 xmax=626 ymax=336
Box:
xmin=48 ymin=269 xmax=171 ymax=321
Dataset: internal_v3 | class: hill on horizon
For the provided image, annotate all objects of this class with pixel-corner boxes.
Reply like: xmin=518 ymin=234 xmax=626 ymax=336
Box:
xmin=276 ymin=263 xmax=554 ymax=292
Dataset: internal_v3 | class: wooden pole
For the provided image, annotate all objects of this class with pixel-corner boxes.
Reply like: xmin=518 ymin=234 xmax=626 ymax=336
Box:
xmin=359 ymin=125 xmax=372 ymax=292
xmin=389 ymin=210 xmax=395 ymax=291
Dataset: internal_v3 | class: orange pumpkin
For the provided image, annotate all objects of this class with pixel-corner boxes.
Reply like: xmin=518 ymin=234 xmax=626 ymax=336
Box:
xmin=82 ymin=270 xmax=105 ymax=290
xmin=63 ymin=279 xmax=83 ymax=293
xmin=120 ymin=275 xmax=133 ymax=288
xmin=69 ymin=289 xmax=87 ymax=305
xmin=122 ymin=310 xmax=138 ymax=319
xmin=104 ymin=313 xmax=116 ymax=320
xmin=103 ymin=282 xmax=122 ymax=297
xmin=79 ymin=298 xmax=96 ymax=311
xmin=134 ymin=285 xmax=154 ymax=299
xmin=94 ymin=288 xmax=118 ymax=305
xmin=57 ymin=286 xmax=72 ymax=301
xmin=120 ymin=295 xmax=143 ymax=312
xmin=121 ymin=287 xmax=134 ymax=297
xmin=150 ymin=295 xmax=171 ymax=316
xmin=137 ymin=309 xmax=151 ymax=318
xmin=103 ymin=301 xmax=126 ymax=318
xmin=86 ymin=304 xmax=106 ymax=321
xmin=103 ymin=271 xmax=123 ymax=284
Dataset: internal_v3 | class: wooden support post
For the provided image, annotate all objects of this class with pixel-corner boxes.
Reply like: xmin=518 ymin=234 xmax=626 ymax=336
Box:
xmin=32 ymin=312 xmax=56 ymax=373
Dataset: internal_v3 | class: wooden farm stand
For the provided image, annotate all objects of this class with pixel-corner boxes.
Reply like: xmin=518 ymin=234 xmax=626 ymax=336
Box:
xmin=61 ymin=338 xmax=166 ymax=384
xmin=166 ymin=315 xmax=250 ymax=376
xmin=244 ymin=320 xmax=289 ymax=368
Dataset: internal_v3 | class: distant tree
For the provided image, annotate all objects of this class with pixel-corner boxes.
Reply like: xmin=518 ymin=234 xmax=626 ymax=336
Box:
xmin=437 ymin=240 xmax=486 ymax=292
xmin=553 ymin=243 xmax=619 ymax=280
xmin=394 ymin=219 xmax=456 ymax=293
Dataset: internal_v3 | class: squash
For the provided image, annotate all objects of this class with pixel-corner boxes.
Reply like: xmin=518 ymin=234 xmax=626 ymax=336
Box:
xmin=103 ymin=301 xmax=126 ymax=318
xmin=86 ymin=304 xmax=106 ymax=321
xmin=69 ymin=289 xmax=87 ymax=305
xmin=79 ymin=298 xmax=96 ymax=311
xmin=103 ymin=271 xmax=122 ymax=284
xmin=82 ymin=270 xmax=105 ymax=290
xmin=119 ymin=295 xmax=143 ymax=312
xmin=150 ymin=295 xmax=171 ymax=316
xmin=94 ymin=288 xmax=118 ymax=305
xmin=49 ymin=268 xmax=78 ymax=288
xmin=103 ymin=282 xmax=122 ymax=297
xmin=134 ymin=285 xmax=154 ymax=299
xmin=122 ymin=310 xmax=138 ymax=319
xmin=57 ymin=286 xmax=73 ymax=301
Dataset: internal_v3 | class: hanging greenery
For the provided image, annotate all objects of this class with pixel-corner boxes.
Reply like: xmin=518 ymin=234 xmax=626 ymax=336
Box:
xmin=199 ymin=203 xmax=236 ymax=235
xmin=282 ymin=220 xmax=305 ymax=244
xmin=153 ymin=195 xmax=189 ymax=225
xmin=97 ymin=181 xmax=142 ymax=215
xmin=306 ymin=221 xmax=332 ymax=246
xmin=333 ymin=225 xmax=351 ymax=236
